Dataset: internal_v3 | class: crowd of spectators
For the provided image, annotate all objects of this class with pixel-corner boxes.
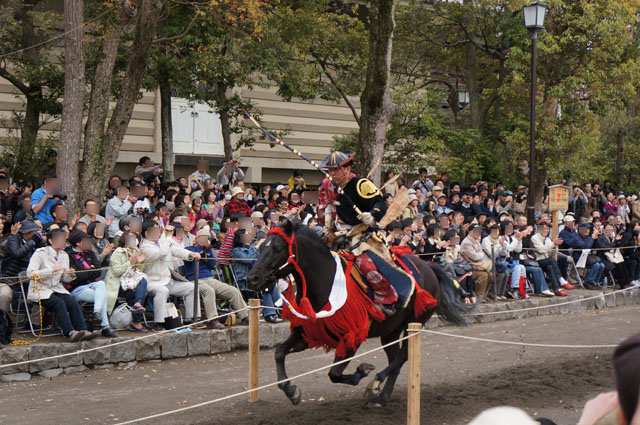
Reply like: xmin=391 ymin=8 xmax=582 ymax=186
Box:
xmin=0 ymin=157 xmax=639 ymax=339
xmin=382 ymin=169 xmax=640 ymax=304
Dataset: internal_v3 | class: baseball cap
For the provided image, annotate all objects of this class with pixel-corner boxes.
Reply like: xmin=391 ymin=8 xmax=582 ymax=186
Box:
xmin=251 ymin=211 xmax=264 ymax=219
xmin=276 ymin=184 xmax=286 ymax=192
xmin=618 ymin=194 xmax=626 ymax=200
xmin=563 ymin=215 xmax=575 ymax=222
xmin=468 ymin=406 xmax=538 ymax=425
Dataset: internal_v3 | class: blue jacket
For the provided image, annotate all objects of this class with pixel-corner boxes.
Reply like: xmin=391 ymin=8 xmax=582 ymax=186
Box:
xmin=232 ymin=246 xmax=258 ymax=282
xmin=183 ymin=245 xmax=216 ymax=280
xmin=560 ymin=229 xmax=595 ymax=261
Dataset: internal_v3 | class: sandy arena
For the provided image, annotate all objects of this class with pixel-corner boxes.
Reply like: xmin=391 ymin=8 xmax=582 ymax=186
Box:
xmin=0 ymin=305 xmax=638 ymax=425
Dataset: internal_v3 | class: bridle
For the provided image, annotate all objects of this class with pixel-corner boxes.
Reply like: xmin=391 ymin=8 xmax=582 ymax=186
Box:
xmin=266 ymin=227 xmax=314 ymax=319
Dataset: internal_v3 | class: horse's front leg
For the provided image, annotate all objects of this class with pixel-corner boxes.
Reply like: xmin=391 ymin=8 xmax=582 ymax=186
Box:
xmin=275 ymin=327 xmax=307 ymax=405
xmin=328 ymin=348 xmax=376 ymax=385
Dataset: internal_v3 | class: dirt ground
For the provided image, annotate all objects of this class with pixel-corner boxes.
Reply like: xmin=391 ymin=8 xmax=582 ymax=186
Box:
xmin=0 ymin=306 xmax=638 ymax=425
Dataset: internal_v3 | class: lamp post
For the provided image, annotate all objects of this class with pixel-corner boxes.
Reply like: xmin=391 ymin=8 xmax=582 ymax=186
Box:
xmin=523 ymin=2 xmax=548 ymax=226
xmin=457 ymin=90 xmax=469 ymax=110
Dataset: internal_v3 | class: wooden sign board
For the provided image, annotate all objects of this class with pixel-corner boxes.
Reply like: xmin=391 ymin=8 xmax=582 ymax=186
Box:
xmin=548 ymin=185 xmax=570 ymax=211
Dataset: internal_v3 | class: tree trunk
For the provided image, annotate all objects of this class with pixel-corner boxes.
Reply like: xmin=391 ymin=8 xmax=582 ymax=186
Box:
xmin=79 ymin=0 xmax=163 ymax=204
xmin=58 ymin=0 xmax=85 ymax=213
xmin=356 ymin=0 xmax=398 ymax=186
xmin=14 ymin=92 xmax=42 ymax=181
xmin=159 ymin=74 xmax=175 ymax=181
xmin=217 ymin=83 xmax=233 ymax=160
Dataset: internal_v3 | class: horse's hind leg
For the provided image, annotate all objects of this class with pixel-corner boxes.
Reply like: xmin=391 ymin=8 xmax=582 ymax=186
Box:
xmin=328 ymin=349 xmax=376 ymax=385
xmin=276 ymin=327 xmax=307 ymax=405
xmin=366 ymin=334 xmax=409 ymax=406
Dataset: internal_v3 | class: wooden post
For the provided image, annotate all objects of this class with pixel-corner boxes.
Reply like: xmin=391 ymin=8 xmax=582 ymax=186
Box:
xmin=552 ymin=210 xmax=559 ymax=241
xmin=192 ymin=260 xmax=199 ymax=323
xmin=407 ymin=323 xmax=422 ymax=425
xmin=248 ymin=299 xmax=260 ymax=402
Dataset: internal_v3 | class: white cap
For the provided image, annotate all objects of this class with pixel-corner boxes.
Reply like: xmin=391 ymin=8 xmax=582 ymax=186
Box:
xmin=468 ymin=406 xmax=538 ymax=425
xmin=563 ymin=215 xmax=575 ymax=222
xmin=276 ymin=184 xmax=286 ymax=192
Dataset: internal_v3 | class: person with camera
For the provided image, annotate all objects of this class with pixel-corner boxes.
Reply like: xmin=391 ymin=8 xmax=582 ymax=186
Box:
xmin=183 ymin=229 xmax=248 ymax=329
xmin=216 ymin=160 xmax=244 ymax=187
xmin=31 ymin=175 xmax=64 ymax=226
xmin=106 ymin=186 xmax=136 ymax=239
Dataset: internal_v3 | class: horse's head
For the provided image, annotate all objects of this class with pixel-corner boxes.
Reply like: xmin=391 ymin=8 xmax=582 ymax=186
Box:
xmin=246 ymin=220 xmax=294 ymax=292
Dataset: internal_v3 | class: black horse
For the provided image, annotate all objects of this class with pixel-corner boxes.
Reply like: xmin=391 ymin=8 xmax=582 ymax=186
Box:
xmin=246 ymin=221 xmax=468 ymax=406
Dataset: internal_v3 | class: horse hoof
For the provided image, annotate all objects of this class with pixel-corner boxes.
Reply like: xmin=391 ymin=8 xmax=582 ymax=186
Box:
xmin=290 ymin=387 xmax=302 ymax=405
xmin=357 ymin=363 xmax=376 ymax=376
xmin=364 ymin=378 xmax=382 ymax=400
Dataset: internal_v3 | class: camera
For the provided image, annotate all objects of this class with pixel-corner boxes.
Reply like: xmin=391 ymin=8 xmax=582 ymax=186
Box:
xmin=53 ymin=192 xmax=67 ymax=201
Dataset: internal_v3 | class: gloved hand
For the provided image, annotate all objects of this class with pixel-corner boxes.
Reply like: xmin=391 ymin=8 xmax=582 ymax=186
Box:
xmin=357 ymin=212 xmax=375 ymax=226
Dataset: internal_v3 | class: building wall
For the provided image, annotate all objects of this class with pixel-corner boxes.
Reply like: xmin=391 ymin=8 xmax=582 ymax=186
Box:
xmin=0 ymin=77 xmax=359 ymax=186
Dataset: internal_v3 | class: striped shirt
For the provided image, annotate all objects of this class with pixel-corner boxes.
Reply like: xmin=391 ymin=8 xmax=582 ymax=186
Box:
xmin=217 ymin=228 xmax=235 ymax=265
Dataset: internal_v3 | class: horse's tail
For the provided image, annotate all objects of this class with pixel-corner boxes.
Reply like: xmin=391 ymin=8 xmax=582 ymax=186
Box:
xmin=428 ymin=263 xmax=471 ymax=326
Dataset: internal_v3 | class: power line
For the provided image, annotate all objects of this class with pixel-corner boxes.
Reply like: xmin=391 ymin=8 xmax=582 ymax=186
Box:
xmin=0 ymin=7 xmax=113 ymax=60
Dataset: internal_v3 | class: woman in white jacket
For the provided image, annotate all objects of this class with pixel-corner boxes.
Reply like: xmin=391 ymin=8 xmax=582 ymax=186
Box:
xmin=501 ymin=221 xmax=530 ymax=299
xmin=26 ymin=228 xmax=98 ymax=342
xmin=139 ymin=220 xmax=201 ymax=331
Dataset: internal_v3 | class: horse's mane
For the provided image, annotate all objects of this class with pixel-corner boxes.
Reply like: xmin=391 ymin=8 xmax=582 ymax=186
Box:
xmin=291 ymin=222 xmax=331 ymax=256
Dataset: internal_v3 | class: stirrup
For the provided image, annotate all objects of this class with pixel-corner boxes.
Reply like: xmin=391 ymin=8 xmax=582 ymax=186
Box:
xmin=375 ymin=302 xmax=396 ymax=316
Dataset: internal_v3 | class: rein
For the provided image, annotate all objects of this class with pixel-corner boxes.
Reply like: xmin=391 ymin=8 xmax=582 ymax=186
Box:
xmin=267 ymin=227 xmax=316 ymax=320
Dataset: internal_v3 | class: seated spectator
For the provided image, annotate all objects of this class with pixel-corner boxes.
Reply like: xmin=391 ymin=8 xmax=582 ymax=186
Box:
xmin=460 ymin=224 xmax=493 ymax=300
xmin=139 ymin=220 xmax=199 ymax=330
xmin=87 ymin=221 xmax=114 ymax=265
xmin=482 ymin=224 xmax=509 ymax=299
xmin=570 ymin=223 xmax=606 ymax=289
xmin=184 ymin=229 xmax=248 ymax=329
xmin=224 ymin=187 xmax=252 ymax=217
xmin=66 ymin=230 xmax=118 ymax=338
xmin=232 ymin=229 xmax=281 ymax=322
xmin=26 ymin=228 xmax=97 ymax=342
xmin=31 ymin=175 xmax=61 ymax=226
xmin=78 ymin=199 xmax=107 ymax=226
xmin=13 ymin=194 xmax=33 ymax=223
xmin=435 ymin=193 xmax=451 ymax=215
xmin=106 ymin=186 xmax=134 ymax=239
xmin=104 ymin=231 xmax=148 ymax=333
xmin=596 ymin=223 xmax=632 ymax=289
xmin=0 ymin=219 xmax=42 ymax=311
xmin=402 ymin=190 xmax=419 ymax=219
xmin=482 ymin=196 xmax=496 ymax=217
xmin=531 ymin=222 xmax=568 ymax=296
xmin=440 ymin=230 xmax=476 ymax=303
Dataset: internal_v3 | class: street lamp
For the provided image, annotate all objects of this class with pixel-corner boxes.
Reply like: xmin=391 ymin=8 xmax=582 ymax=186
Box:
xmin=523 ymin=2 xmax=548 ymax=226
xmin=457 ymin=90 xmax=469 ymax=109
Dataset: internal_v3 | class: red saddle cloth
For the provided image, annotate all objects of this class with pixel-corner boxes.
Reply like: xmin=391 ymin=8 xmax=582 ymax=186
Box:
xmin=282 ymin=255 xmax=384 ymax=358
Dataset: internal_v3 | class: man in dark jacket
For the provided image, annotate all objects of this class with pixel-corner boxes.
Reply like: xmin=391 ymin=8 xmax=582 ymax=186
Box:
xmin=0 ymin=219 xmax=42 ymax=311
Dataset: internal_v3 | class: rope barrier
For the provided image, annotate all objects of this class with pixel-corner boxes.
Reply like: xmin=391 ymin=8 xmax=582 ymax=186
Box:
xmin=0 ymin=307 xmax=250 ymax=370
xmin=0 ymin=255 xmax=258 ymax=287
xmin=417 ymin=329 xmax=620 ymax=348
xmin=113 ymin=333 xmax=418 ymax=425
xmin=469 ymin=285 xmax=637 ymax=316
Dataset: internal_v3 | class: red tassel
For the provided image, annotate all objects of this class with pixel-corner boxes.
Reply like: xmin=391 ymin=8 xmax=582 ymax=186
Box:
xmin=414 ymin=287 xmax=438 ymax=317
xmin=299 ymin=297 xmax=317 ymax=321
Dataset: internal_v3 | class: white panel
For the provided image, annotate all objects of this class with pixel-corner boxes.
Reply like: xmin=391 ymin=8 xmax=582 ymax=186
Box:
xmin=172 ymin=98 xmax=194 ymax=154
xmin=193 ymin=102 xmax=225 ymax=156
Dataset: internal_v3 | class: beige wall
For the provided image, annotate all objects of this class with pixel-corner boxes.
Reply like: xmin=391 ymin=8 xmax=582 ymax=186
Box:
xmin=0 ymin=77 xmax=359 ymax=185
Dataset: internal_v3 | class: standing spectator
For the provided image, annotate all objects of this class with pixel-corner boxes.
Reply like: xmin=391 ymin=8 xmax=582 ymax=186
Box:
xmin=618 ymin=194 xmax=631 ymax=225
xmin=134 ymin=156 xmax=161 ymax=179
xmin=460 ymin=224 xmax=493 ymax=299
xmin=287 ymin=169 xmax=306 ymax=192
xmin=384 ymin=170 xmax=400 ymax=197
xmin=78 ymin=199 xmax=107 ymax=226
xmin=631 ymin=195 xmax=640 ymax=222
xmin=26 ymin=228 xmax=97 ymax=342
xmin=66 ymin=230 xmax=118 ymax=338
xmin=216 ymin=160 xmax=244 ymax=187
xmin=139 ymin=220 xmax=199 ymax=330
xmin=604 ymin=192 xmax=617 ymax=214
xmin=412 ymin=167 xmax=434 ymax=196
xmin=189 ymin=161 xmax=212 ymax=190
xmin=31 ymin=175 xmax=62 ymax=226
xmin=105 ymin=187 xmax=134 ymax=239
